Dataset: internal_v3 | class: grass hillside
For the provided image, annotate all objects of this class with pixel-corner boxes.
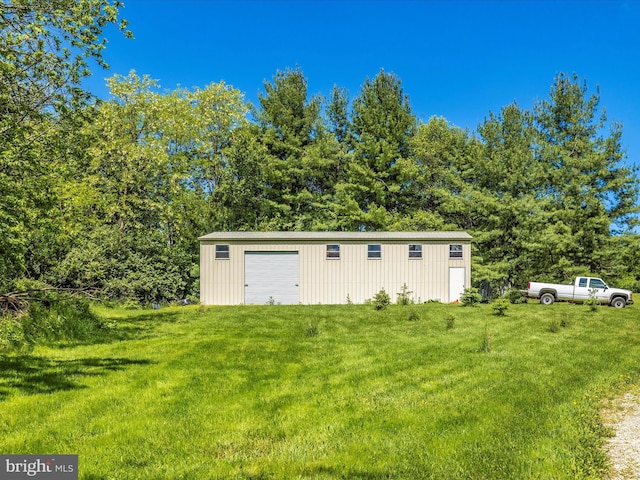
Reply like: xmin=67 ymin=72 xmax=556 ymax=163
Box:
xmin=1 ymin=303 xmax=639 ymax=479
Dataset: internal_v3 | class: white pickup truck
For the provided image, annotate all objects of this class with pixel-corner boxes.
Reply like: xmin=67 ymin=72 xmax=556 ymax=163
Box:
xmin=525 ymin=277 xmax=633 ymax=308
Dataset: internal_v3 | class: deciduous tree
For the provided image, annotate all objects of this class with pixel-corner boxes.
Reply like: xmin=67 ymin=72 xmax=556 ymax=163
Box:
xmin=0 ymin=0 xmax=130 ymax=289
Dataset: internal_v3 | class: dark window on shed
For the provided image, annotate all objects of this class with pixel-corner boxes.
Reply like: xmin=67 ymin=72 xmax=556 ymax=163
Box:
xmin=409 ymin=244 xmax=422 ymax=259
xmin=449 ymin=244 xmax=463 ymax=259
xmin=368 ymin=244 xmax=381 ymax=259
xmin=326 ymin=244 xmax=340 ymax=259
xmin=215 ymin=245 xmax=230 ymax=259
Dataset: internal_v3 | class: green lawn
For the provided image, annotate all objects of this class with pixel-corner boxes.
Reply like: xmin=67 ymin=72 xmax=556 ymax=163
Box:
xmin=1 ymin=303 xmax=639 ymax=479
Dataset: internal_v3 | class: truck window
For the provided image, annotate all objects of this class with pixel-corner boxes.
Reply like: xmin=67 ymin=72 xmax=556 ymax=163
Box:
xmin=578 ymin=278 xmax=588 ymax=288
xmin=589 ymin=278 xmax=606 ymax=289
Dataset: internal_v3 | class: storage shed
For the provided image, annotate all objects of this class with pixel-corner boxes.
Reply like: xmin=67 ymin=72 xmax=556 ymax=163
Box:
xmin=199 ymin=231 xmax=472 ymax=305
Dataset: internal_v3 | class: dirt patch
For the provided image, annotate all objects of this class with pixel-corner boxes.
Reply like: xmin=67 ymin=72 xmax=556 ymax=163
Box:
xmin=601 ymin=388 xmax=640 ymax=479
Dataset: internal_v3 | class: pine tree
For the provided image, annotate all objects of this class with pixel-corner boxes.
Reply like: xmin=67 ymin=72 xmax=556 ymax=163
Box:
xmin=343 ymin=69 xmax=416 ymax=230
xmin=533 ymin=73 xmax=639 ymax=279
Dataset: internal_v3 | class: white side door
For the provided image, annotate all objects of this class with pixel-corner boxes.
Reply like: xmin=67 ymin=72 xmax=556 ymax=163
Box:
xmin=449 ymin=267 xmax=466 ymax=303
xmin=244 ymin=252 xmax=299 ymax=304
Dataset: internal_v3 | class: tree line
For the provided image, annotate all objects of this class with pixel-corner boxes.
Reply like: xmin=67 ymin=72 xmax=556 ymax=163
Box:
xmin=2 ymin=0 xmax=639 ymax=305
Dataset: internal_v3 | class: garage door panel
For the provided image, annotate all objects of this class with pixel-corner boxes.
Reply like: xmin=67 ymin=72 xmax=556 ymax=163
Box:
xmin=244 ymin=252 xmax=299 ymax=304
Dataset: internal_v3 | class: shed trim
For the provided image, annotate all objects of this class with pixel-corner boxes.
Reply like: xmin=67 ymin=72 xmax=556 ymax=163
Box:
xmin=199 ymin=231 xmax=472 ymax=242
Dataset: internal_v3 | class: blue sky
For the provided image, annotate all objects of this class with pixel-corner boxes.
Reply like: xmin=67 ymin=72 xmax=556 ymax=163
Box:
xmin=86 ymin=0 xmax=640 ymax=169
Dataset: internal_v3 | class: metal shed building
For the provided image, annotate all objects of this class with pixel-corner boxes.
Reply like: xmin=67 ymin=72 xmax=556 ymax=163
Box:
xmin=199 ymin=231 xmax=472 ymax=305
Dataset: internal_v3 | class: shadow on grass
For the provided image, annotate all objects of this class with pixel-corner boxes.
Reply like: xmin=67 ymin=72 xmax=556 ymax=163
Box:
xmin=0 ymin=355 xmax=154 ymax=400
xmin=54 ymin=308 xmax=193 ymax=348
xmin=110 ymin=311 xmax=185 ymax=341
xmin=300 ymin=466 xmax=396 ymax=479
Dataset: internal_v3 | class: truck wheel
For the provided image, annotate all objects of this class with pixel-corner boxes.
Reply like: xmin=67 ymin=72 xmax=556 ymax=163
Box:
xmin=540 ymin=293 xmax=555 ymax=305
xmin=611 ymin=297 xmax=626 ymax=308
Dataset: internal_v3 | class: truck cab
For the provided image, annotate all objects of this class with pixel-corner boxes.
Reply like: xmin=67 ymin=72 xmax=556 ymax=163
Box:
xmin=572 ymin=277 xmax=609 ymax=302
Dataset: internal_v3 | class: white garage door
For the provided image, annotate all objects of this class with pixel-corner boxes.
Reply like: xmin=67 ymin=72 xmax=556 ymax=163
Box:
xmin=244 ymin=252 xmax=299 ymax=305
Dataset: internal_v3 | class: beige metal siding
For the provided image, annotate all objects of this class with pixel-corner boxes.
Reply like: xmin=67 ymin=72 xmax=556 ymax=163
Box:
xmin=200 ymin=234 xmax=471 ymax=305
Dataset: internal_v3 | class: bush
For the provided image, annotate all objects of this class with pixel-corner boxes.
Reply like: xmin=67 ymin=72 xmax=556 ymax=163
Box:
xmin=373 ymin=288 xmax=391 ymax=310
xmin=506 ymin=288 xmax=527 ymax=304
xmin=446 ymin=314 xmax=456 ymax=330
xmin=492 ymin=298 xmax=510 ymax=316
xmin=548 ymin=319 xmax=561 ymax=333
xmin=585 ymin=289 xmax=599 ymax=312
xmin=305 ymin=321 xmax=319 ymax=337
xmin=397 ymin=284 xmax=414 ymax=306
xmin=1 ymin=297 xmax=113 ymax=352
xmin=0 ymin=315 xmax=26 ymax=352
xmin=480 ymin=327 xmax=493 ymax=353
xmin=48 ymin=225 xmax=192 ymax=306
xmin=460 ymin=288 xmax=482 ymax=306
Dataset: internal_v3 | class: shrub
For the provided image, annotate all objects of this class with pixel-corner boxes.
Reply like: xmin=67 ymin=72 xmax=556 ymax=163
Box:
xmin=492 ymin=298 xmax=510 ymax=316
xmin=446 ymin=314 xmax=456 ymax=330
xmin=373 ymin=288 xmax=391 ymax=310
xmin=408 ymin=310 xmax=420 ymax=321
xmin=396 ymin=284 xmax=414 ymax=306
xmin=0 ymin=315 xmax=26 ymax=352
xmin=480 ymin=327 xmax=493 ymax=353
xmin=48 ymin=225 xmax=192 ymax=305
xmin=506 ymin=288 xmax=527 ymax=304
xmin=1 ymin=297 xmax=113 ymax=352
xmin=305 ymin=321 xmax=319 ymax=337
xmin=460 ymin=288 xmax=482 ymax=306
xmin=585 ymin=289 xmax=599 ymax=312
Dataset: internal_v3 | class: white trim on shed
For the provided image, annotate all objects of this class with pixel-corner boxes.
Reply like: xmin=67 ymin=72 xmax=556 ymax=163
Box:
xmin=199 ymin=231 xmax=472 ymax=305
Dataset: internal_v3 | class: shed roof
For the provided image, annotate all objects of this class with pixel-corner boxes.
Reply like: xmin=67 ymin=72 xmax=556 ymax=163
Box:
xmin=199 ymin=231 xmax=472 ymax=242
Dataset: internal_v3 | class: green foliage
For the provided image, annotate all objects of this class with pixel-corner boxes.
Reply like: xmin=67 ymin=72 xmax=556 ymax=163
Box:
xmin=0 ymin=0 xmax=131 ymax=126
xmin=2 ymin=35 xmax=640 ymax=310
xmin=0 ymin=315 xmax=25 ymax=352
xmin=396 ymin=283 xmax=414 ymax=305
xmin=446 ymin=313 xmax=456 ymax=330
xmin=0 ymin=297 xmax=112 ymax=352
xmin=48 ymin=226 xmax=190 ymax=305
xmin=373 ymin=288 xmax=391 ymax=310
xmin=584 ymin=289 xmax=600 ymax=312
xmin=254 ymin=67 xmax=334 ymax=230
xmin=480 ymin=326 xmax=493 ymax=353
xmin=506 ymin=288 xmax=527 ymax=304
xmin=492 ymin=298 xmax=510 ymax=316
xmin=304 ymin=320 xmax=319 ymax=337
xmin=0 ymin=1 xmax=130 ymax=291
xmin=460 ymin=287 xmax=483 ymax=306
xmin=344 ymin=69 xmax=417 ymax=229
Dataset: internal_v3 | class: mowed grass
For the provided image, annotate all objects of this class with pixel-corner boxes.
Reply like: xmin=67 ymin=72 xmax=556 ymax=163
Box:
xmin=1 ymin=303 xmax=639 ymax=479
